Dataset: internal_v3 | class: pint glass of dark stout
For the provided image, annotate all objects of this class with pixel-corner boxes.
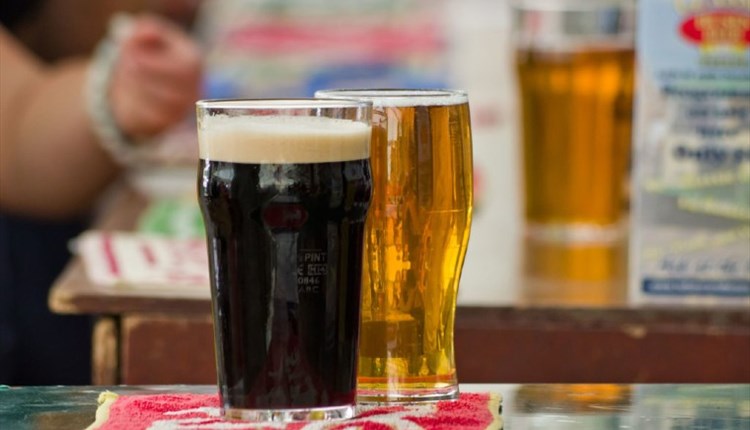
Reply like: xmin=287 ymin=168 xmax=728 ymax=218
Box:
xmin=196 ymin=99 xmax=373 ymax=421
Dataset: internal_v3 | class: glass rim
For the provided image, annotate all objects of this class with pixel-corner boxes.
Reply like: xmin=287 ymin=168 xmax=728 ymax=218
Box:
xmin=510 ymin=0 xmax=635 ymax=46
xmin=314 ymin=89 xmax=468 ymax=107
xmin=196 ymin=98 xmax=372 ymax=110
xmin=315 ymin=88 xmax=467 ymax=99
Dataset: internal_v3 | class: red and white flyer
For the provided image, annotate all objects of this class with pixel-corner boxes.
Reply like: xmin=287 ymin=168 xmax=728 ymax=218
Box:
xmin=77 ymin=231 xmax=210 ymax=291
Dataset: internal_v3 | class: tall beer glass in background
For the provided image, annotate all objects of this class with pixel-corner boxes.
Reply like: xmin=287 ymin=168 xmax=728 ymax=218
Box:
xmin=316 ymin=89 xmax=474 ymax=403
xmin=512 ymin=0 xmax=635 ymax=296
xmin=196 ymin=99 xmax=372 ymax=421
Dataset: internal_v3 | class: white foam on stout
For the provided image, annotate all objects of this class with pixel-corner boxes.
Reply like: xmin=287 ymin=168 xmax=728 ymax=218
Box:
xmin=318 ymin=91 xmax=468 ymax=108
xmin=198 ymin=115 xmax=371 ymax=164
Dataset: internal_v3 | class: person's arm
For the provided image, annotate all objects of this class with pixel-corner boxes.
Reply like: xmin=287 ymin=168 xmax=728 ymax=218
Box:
xmin=0 ymin=27 xmax=118 ymax=219
xmin=0 ymin=17 xmax=201 ymax=219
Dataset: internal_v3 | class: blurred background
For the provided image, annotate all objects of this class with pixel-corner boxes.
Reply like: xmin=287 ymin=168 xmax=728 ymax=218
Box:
xmin=106 ymin=0 xmax=525 ymax=304
xmin=2 ymin=0 xmax=749 ymax=387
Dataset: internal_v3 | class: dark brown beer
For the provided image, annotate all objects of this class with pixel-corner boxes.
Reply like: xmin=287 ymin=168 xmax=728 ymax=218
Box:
xmin=197 ymin=113 xmax=372 ymax=415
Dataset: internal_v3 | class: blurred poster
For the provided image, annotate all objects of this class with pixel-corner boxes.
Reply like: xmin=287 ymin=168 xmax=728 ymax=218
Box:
xmin=191 ymin=0 xmax=520 ymax=303
xmin=196 ymin=0 xmax=449 ymax=98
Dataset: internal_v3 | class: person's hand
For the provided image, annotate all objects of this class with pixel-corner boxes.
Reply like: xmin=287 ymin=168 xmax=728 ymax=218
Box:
xmin=109 ymin=14 xmax=202 ymax=140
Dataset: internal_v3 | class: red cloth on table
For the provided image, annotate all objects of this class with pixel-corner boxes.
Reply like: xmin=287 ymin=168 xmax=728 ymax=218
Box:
xmin=93 ymin=391 xmax=502 ymax=429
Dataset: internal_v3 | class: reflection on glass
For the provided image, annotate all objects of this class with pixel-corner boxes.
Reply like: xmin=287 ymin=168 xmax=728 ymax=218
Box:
xmin=513 ymin=384 xmax=632 ymax=429
xmin=515 ymin=384 xmax=632 ymax=413
xmin=628 ymin=385 xmax=750 ymax=430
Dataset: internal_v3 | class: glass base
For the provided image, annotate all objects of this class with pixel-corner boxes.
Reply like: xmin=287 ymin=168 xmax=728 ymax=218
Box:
xmin=223 ymin=404 xmax=355 ymax=422
xmin=357 ymin=384 xmax=459 ymax=404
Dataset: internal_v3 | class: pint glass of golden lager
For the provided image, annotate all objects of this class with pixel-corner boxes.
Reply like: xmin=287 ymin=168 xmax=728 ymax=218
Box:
xmin=315 ymin=89 xmax=473 ymax=403
xmin=513 ymin=0 xmax=635 ymax=244
xmin=196 ymin=99 xmax=372 ymax=421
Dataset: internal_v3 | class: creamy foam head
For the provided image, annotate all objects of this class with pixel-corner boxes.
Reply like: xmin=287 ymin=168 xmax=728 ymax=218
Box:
xmin=198 ymin=115 xmax=371 ymax=164
xmin=316 ymin=90 xmax=468 ymax=108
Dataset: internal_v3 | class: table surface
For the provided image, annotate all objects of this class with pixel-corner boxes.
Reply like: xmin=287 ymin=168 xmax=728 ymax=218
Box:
xmin=1 ymin=384 xmax=748 ymax=429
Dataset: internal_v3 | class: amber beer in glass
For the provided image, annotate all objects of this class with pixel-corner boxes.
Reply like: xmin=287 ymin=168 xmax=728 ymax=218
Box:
xmin=316 ymin=89 xmax=473 ymax=403
xmin=512 ymin=0 xmax=635 ymax=299
xmin=196 ymin=99 xmax=372 ymax=421
xmin=513 ymin=0 xmax=635 ymax=243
